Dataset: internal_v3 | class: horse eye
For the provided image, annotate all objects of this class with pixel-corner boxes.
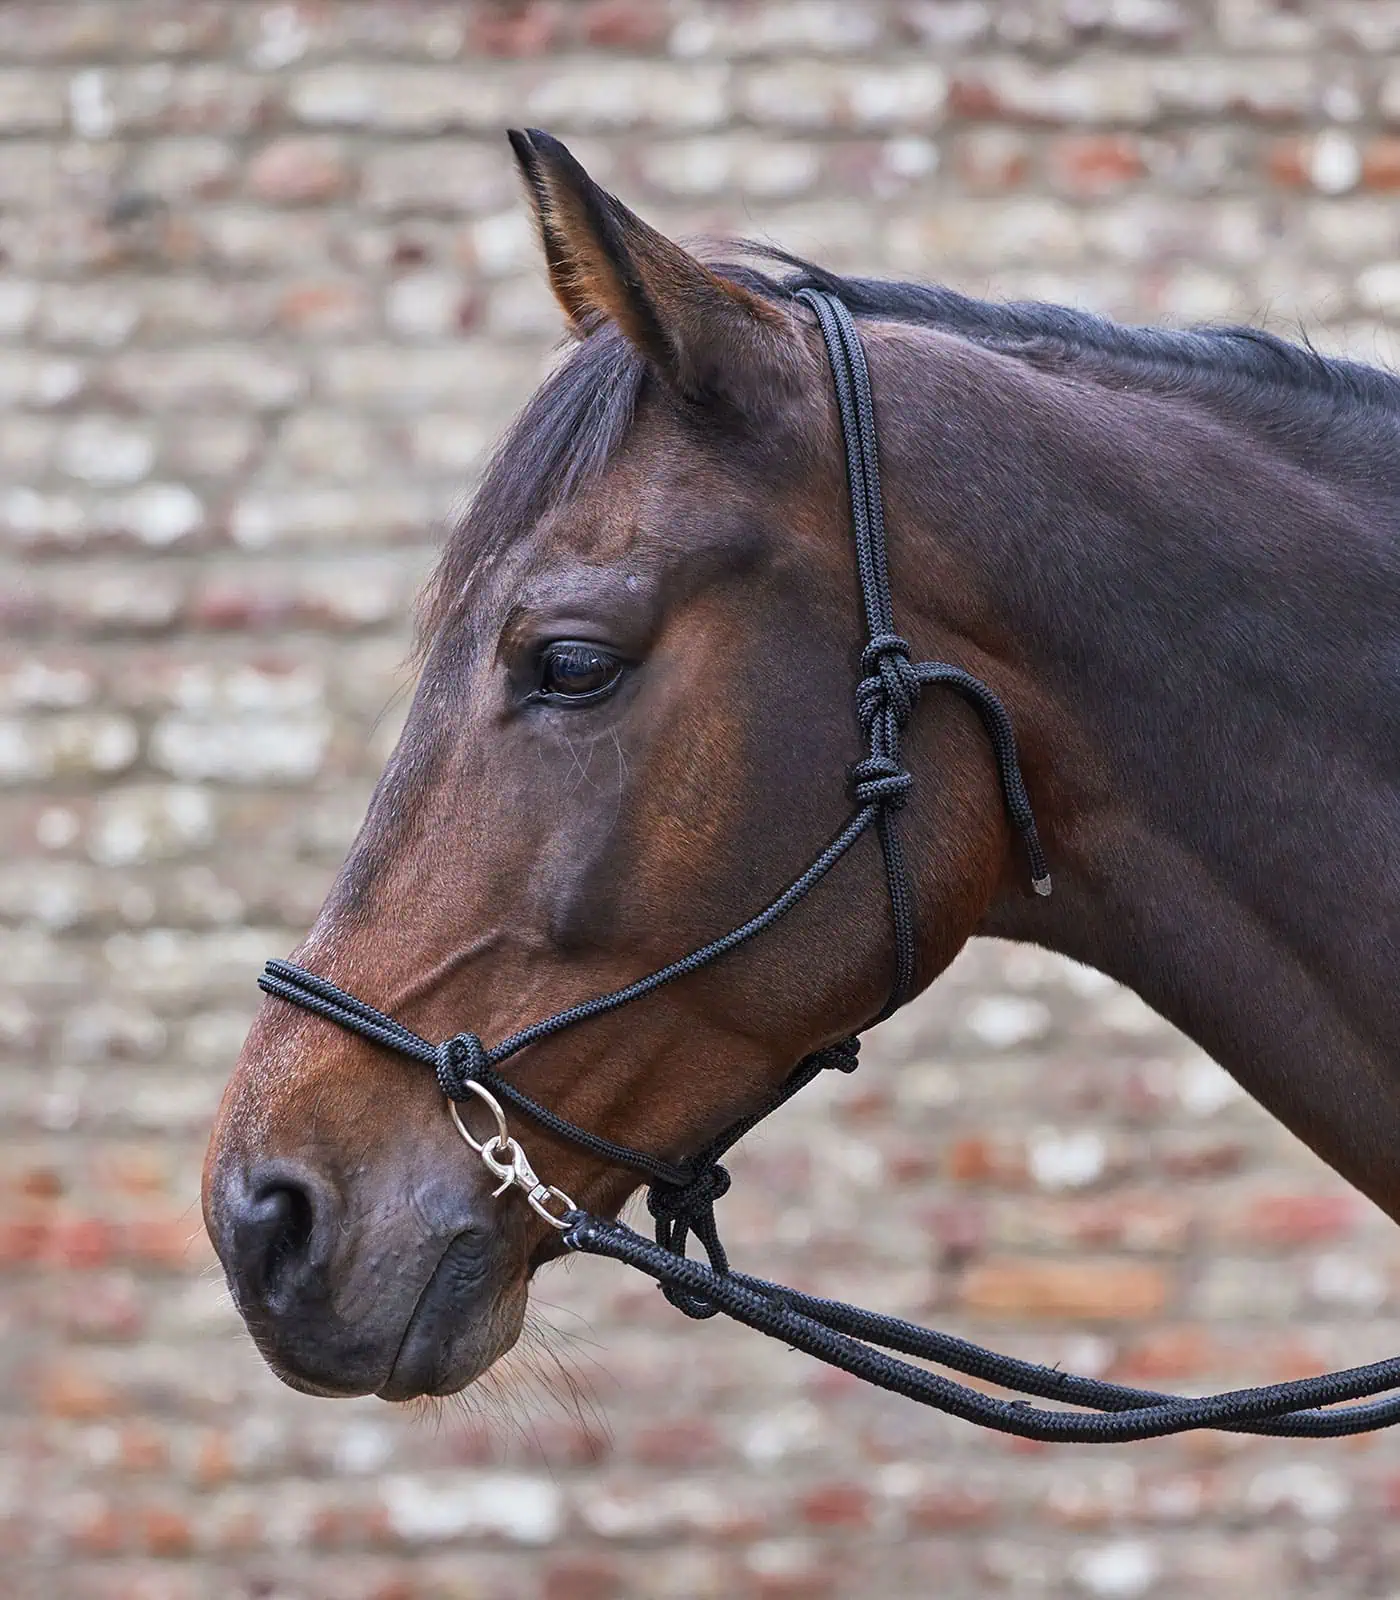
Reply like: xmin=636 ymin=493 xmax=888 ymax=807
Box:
xmin=537 ymin=641 xmax=625 ymax=704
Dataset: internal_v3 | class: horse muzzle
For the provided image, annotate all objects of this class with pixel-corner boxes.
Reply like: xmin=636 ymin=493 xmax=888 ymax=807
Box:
xmin=204 ymin=1151 xmax=529 ymax=1400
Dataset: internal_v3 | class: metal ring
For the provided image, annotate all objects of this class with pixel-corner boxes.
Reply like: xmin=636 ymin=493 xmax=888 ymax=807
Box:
xmin=448 ymin=1080 xmax=510 ymax=1155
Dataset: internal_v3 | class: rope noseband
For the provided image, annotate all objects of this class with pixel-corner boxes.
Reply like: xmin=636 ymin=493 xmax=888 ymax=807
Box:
xmin=258 ymin=290 xmax=1400 ymax=1440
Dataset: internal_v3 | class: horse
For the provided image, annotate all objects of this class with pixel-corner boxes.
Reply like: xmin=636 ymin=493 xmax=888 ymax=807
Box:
xmin=202 ymin=128 xmax=1400 ymax=1405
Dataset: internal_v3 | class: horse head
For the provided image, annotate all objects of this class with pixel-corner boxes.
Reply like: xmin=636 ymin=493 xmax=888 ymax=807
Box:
xmin=202 ymin=131 xmax=1025 ymax=1401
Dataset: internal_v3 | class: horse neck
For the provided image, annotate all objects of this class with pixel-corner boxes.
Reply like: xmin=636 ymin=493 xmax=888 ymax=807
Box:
xmin=882 ymin=327 xmax=1400 ymax=1220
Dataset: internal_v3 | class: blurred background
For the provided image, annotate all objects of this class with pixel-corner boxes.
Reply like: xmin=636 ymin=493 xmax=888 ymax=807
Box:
xmin=6 ymin=2 xmax=1400 ymax=1597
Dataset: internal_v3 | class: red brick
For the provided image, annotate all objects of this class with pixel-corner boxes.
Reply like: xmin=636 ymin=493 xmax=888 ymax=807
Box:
xmin=36 ymin=1362 xmax=123 ymax=1420
xmin=920 ymin=1200 xmax=987 ymax=1266
xmin=440 ymin=1422 xmax=499 ymax=1467
xmin=135 ymin=1501 xmax=193 ymax=1557
xmin=1160 ymin=1137 xmax=1249 ymax=1179
xmin=1113 ymin=1326 xmax=1218 ymax=1381
xmin=959 ymin=1257 xmax=1171 ymax=1320
xmin=192 ymin=1429 xmax=234 ymax=1487
xmin=948 ymin=75 xmax=1002 ymax=120
xmin=49 ymin=1273 xmax=145 ymax=1341
xmin=1000 ymin=1195 xmax=1191 ymax=1254
xmin=97 ymin=1148 xmax=169 ymax=1195
xmin=1253 ymin=1335 xmax=1333 ymax=1383
xmin=579 ymin=0 xmax=668 ymax=49
xmin=310 ymin=1498 xmax=390 ymax=1549
xmin=1003 ymin=1434 xmax=1052 ymax=1457
xmin=748 ymin=1560 xmax=840 ymax=1600
xmin=543 ymin=1558 xmax=627 ymax=1600
xmin=631 ymin=1417 xmax=723 ymax=1466
xmin=1048 ymin=134 xmax=1146 ymax=195
xmin=276 ymin=281 xmax=373 ymax=336
xmin=66 ymin=1495 xmax=126 ymax=1557
xmin=0 ymin=1217 xmax=48 ymax=1263
xmin=837 ymin=1083 xmax=893 ymax=1121
xmin=537 ymin=1420 xmax=612 ymax=1468
xmin=907 ymin=1486 xmax=997 ymax=1531
xmin=1362 ymin=138 xmax=1400 ymax=188
xmin=1265 ymin=136 xmax=1309 ymax=187
xmin=945 ymin=1135 xmax=1025 ymax=1186
xmin=886 ymin=1142 xmax=940 ymax=1183
xmin=184 ymin=584 xmax=282 ymax=631
xmin=121 ymin=1215 xmax=207 ymax=1270
xmin=469 ymin=2 xmax=563 ymax=55
xmin=17 ymin=1162 xmax=64 ymax=1199
xmin=805 ymin=1364 xmax=869 ymax=1400
xmin=0 ymin=1211 xmax=203 ymax=1270
xmin=247 ymin=138 xmax=352 ymax=205
xmin=41 ymin=1216 xmax=117 ymax=1268
xmin=364 ymin=1580 xmax=416 ymax=1600
xmin=1237 ymin=1193 xmax=1361 ymax=1248
xmin=205 ymin=1502 xmax=264 ymax=1555
xmin=799 ymin=1482 xmax=873 ymax=1529
xmin=115 ymin=1421 xmax=168 ymax=1473
xmin=953 ymin=129 xmax=1033 ymax=190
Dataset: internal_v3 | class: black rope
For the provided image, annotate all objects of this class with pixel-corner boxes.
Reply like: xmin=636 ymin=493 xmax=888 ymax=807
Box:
xmin=261 ymin=803 xmax=879 ymax=1197
xmin=644 ymin=1038 xmax=860 ymax=1316
xmin=796 ymin=287 xmax=1050 ymax=1024
xmin=564 ymin=1215 xmax=1400 ymax=1441
xmin=797 ymin=286 xmax=920 ymax=1015
xmin=248 ymin=289 xmax=1400 ymax=1440
xmin=263 ymin=954 xmax=864 ymax=1244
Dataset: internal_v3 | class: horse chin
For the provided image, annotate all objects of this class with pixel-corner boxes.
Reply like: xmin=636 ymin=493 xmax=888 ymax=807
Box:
xmin=240 ymin=1281 xmax=527 ymax=1405
xmin=226 ymin=1214 xmax=531 ymax=1404
xmin=377 ymin=1234 xmax=530 ymax=1402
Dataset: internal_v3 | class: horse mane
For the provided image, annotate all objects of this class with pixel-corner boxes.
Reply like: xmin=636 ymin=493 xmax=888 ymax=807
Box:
xmin=755 ymin=248 xmax=1400 ymax=411
xmin=418 ymin=246 xmax=1400 ymax=647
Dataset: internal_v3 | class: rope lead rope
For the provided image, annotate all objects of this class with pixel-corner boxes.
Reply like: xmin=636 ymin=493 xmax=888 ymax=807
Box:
xmin=257 ymin=289 xmax=1400 ymax=1440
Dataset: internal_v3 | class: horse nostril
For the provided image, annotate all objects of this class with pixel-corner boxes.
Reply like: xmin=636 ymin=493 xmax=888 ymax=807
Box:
xmin=255 ymin=1183 xmax=313 ymax=1282
xmin=230 ymin=1161 xmax=338 ymax=1310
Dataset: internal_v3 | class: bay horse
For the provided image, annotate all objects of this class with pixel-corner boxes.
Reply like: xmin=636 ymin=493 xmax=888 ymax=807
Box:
xmin=203 ymin=129 xmax=1400 ymax=1404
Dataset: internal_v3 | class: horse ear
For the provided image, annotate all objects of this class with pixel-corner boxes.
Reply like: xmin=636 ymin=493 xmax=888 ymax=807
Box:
xmin=507 ymin=126 xmax=597 ymax=331
xmin=507 ymin=127 xmax=803 ymax=411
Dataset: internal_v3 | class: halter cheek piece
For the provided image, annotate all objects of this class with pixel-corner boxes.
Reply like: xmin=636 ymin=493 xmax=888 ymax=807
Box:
xmin=260 ymin=290 xmax=1400 ymax=1441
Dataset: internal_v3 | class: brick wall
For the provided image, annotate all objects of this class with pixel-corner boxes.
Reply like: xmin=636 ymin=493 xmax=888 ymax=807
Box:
xmin=6 ymin=3 xmax=1400 ymax=1597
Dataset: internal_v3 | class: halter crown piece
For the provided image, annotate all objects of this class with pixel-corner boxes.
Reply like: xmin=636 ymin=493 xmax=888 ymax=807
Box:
xmin=259 ymin=291 xmax=1400 ymax=1439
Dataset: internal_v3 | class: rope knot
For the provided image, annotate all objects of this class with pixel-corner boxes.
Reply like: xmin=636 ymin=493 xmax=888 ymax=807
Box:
xmin=851 ymin=753 xmax=913 ymax=809
xmin=648 ymin=1164 xmax=733 ymax=1321
xmin=646 ymin=1162 xmax=732 ymax=1223
xmin=856 ymin=633 xmax=920 ymax=732
xmin=819 ymin=1037 xmax=861 ymax=1074
xmin=434 ymin=1031 xmax=489 ymax=1100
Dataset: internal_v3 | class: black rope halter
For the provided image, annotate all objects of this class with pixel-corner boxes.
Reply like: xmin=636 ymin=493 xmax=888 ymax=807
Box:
xmin=257 ymin=290 xmax=1400 ymax=1440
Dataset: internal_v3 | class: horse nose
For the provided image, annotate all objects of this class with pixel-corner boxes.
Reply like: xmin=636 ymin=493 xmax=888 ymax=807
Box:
xmin=219 ymin=1159 xmax=342 ymax=1313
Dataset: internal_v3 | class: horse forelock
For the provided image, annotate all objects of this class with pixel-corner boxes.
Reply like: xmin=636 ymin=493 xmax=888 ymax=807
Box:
xmin=415 ymin=321 xmax=648 ymax=656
